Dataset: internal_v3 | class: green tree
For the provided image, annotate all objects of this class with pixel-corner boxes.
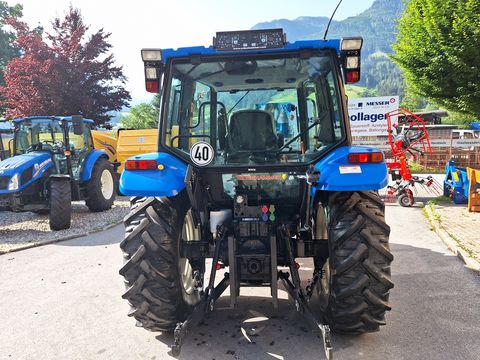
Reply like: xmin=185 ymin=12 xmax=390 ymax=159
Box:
xmin=0 ymin=7 xmax=130 ymax=124
xmin=0 ymin=1 xmax=22 ymax=74
xmin=362 ymin=52 xmax=405 ymax=99
xmin=120 ymin=96 xmax=159 ymax=129
xmin=393 ymin=0 xmax=480 ymax=118
xmin=0 ymin=1 xmax=22 ymax=114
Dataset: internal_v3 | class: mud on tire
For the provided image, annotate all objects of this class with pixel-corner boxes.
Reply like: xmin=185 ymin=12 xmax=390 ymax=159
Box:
xmin=119 ymin=192 xmax=201 ymax=331
xmin=309 ymin=191 xmax=393 ymax=333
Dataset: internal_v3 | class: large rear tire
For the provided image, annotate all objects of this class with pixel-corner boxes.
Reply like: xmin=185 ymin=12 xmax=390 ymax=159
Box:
xmin=85 ymin=158 xmax=116 ymax=212
xmin=119 ymin=193 xmax=202 ymax=331
xmin=309 ymin=191 xmax=393 ymax=333
xmin=49 ymin=179 xmax=71 ymax=230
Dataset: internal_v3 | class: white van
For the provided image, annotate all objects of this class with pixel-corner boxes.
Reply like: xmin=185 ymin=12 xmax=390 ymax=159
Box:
xmin=452 ymin=129 xmax=480 ymax=139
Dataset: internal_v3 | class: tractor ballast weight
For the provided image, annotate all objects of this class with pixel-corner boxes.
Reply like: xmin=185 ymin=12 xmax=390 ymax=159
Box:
xmin=0 ymin=116 xmax=117 ymax=230
xmin=119 ymin=29 xmax=393 ymax=358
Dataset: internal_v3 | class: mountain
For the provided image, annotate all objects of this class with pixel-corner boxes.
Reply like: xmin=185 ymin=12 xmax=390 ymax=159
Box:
xmin=253 ymin=0 xmax=404 ymax=57
xmin=252 ymin=0 xmax=405 ymax=97
xmin=252 ymin=16 xmax=331 ymax=42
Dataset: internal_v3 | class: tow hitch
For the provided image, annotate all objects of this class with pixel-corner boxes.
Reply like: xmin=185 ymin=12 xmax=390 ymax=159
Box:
xmin=170 ymin=226 xmax=334 ymax=359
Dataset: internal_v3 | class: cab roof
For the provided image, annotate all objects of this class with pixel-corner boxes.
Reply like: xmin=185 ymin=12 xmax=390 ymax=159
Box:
xmin=13 ymin=116 xmax=94 ymax=124
xmin=159 ymin=39 xmax=341 ymax=64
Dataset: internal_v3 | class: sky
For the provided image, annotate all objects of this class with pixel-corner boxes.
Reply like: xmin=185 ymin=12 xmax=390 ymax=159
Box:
xmin=7 ymin=0 xmax=375 ymax=105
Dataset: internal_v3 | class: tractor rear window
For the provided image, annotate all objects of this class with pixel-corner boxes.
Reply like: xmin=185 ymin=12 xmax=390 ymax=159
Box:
xmin=163 ymin=53 xmax=344 ymax=166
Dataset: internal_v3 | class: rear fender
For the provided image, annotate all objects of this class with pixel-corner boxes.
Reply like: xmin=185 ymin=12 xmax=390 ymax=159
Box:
xmin=119 ymin=152 xmax=187 ymax=196
xmin=311 ymin=146 xmax=388 ymax=192
xmin=81 ymin=150 xmax=109 ymax=182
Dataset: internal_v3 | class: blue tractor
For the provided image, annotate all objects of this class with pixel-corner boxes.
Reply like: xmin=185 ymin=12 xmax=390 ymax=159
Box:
xmin=0 ymin=115 xmax=116 ymax=230
xmin=119 ymin=29 xmax=393 ymax=357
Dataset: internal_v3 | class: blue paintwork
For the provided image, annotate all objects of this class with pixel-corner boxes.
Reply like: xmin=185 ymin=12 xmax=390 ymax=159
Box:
xmin=311 ymin=146 xmax=388 ymax=192
xmin=0 ymin=152 xmax=54 ymax=194
xmin=119 ymin=152 xmax=187 ymax=196
xmin=13 ymin=116 xmax=94 ymax=124
xmin=6 ymin=115 xmax=102 ymax=184
xmin=444 ymin=160 xmax=469 ymax=204
xmin=81 ymin=149 xmax=109 ymax=182
xmin=159 ymin=39 xmax=341 ymax=64
xmin=120 ymin=147 xmax=387 ymax=197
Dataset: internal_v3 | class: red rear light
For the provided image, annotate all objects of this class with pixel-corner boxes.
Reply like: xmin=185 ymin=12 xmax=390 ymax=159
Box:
xmin=145 ymin=80 xmax=159 ymax=93
xmin=125 ymin=160 xmax=158 ymax=170
xmin=370 ymin=152 xmax=384 ymax=162
xmin=345 ymin=70 xmax=360 ymax=84
xmin=348 ymin=152 xmax=383 ymax=163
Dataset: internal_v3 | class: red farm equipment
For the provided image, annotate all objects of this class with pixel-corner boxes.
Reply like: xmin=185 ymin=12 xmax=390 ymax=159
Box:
xmin=385 ymin=108 xmax=442 ymax=206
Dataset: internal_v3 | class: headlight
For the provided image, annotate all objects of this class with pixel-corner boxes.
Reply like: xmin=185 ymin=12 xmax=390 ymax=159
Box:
xmin=8 ymin=173 xmax=19 ymax=190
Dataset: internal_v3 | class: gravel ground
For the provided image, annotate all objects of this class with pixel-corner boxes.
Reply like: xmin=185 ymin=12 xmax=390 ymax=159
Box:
xmin=0 ymin=197 xmax=130 ymax=253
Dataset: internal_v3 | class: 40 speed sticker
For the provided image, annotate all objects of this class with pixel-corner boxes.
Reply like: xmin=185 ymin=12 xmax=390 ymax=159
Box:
xmin=190 ymin=141 xmax=214 ymax=166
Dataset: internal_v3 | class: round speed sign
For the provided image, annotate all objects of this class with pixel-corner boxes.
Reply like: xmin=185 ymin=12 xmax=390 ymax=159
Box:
xmin=189 ymin=141 xmax=214 ymax=166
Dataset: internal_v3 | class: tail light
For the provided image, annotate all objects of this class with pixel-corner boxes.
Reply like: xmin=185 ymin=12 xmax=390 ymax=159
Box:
xmin=348 ymin=152 xmax=384 ymax=163
xmin=345 ymin=70 xmax=360 ymax=84
xmin=145 ymin=80 xmax=159 ymax=93
xmin=125 ymin=160 xmax=158 ymax=170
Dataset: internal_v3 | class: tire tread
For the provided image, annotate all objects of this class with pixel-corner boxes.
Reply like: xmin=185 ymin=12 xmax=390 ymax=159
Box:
xmin=311 ymin=191 xmax=393 ymax=333
xmin=119 ymin=194 xmax=196 ymax=332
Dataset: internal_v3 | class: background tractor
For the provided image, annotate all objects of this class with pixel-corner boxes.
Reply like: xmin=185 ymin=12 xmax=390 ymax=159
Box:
xmin=0 ymin=119 xmax=13 ymax=161
xmin=119 ymin=29 xmax=393 ymax=358
xmin=0 ymin=115 xmax=116 ymax=230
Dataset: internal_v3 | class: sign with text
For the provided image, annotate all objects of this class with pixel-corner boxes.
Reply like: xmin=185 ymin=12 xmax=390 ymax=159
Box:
xmin=352 ymin=138 xmax=480 ymax=148
xmin=348 ymin=96 xmax=399 ymax=136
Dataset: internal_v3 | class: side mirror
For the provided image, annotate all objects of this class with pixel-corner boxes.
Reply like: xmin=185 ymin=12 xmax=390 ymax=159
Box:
xmin=72 ymin=115 xmax=84 ymax=135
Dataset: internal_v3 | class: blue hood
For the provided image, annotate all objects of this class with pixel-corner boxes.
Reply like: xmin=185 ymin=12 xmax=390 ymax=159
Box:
xmin=0 ymin=152 xmax=54 ymax=193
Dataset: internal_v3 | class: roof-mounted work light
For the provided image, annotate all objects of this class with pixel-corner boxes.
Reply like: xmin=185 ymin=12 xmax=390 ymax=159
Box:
xmin=141 ymin=49 xmax=162 ymax=62
xmin=341 ymin=38 xmax=363 ymax=51
xmin=340 ymin=37 xmax=363 ymax=84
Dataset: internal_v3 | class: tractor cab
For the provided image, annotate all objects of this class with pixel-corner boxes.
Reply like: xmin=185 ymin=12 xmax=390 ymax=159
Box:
xmin=139 ymin=30 xmax=363 ymax=170
xmin=121 ymin=30 xmax=382 ymax=202
xmin=0 ymin=119 xmax=13 ymax=161
xmin=13 ymin=116 xmax=94 ymax=180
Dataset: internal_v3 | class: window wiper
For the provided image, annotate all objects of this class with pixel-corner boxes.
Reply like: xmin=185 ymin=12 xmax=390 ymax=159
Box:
xmin=227 ymin=90 xmax=250 ymax=116
xmin=277 ymin=113 xmax=326 ymax=153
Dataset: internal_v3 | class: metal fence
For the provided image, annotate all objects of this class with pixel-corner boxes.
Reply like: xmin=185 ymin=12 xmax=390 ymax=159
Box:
xmin=353 ymin=137 xmax=480 ymax=171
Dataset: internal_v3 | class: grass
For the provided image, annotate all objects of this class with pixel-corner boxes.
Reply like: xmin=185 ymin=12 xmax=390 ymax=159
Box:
xmin=345 ymin=85 xmax=375 ymax=98
xmin=428 ymin=196 xmax=451 ymax=206
xmin=424 ymin=201 xmax=442 ymax=223
xmin=409 ymin=161 xmax=443 ymax=174
xmin=424 ymin=197 xmax=479 ymax=264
